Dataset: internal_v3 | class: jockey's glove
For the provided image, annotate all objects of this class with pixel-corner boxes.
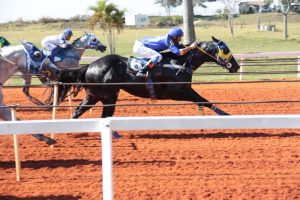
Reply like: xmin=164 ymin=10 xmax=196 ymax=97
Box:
xmin=189 ymin=41 xmax=198 ymax=49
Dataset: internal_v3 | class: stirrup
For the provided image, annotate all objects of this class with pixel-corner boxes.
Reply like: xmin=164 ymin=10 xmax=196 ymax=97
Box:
xmin=136 ymin=71 xmax=146 ymax=77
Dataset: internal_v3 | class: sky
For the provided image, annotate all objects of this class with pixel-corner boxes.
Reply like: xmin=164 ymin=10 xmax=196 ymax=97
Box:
xmin=0 ymin=0 xmax=176 ymax=23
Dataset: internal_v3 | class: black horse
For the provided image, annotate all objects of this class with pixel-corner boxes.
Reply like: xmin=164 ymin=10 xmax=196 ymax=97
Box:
xmin=58 ymin=36 xmax=240 ymax=119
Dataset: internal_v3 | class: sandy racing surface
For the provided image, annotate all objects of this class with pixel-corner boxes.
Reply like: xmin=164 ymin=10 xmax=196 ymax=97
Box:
xmin=1 ymin=82 xmax=300 ymax=200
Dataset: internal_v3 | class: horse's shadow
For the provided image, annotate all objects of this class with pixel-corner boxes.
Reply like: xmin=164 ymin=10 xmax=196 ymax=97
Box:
xmin=0 ymin=195 xmax=81 ymax=200
xmin=0 ymin=158 xmax=176 ymax=169
xmin=135 ymin=132 xmax=300 ymax=139
xmin=0 ymin=159 xmax=100 ymax=170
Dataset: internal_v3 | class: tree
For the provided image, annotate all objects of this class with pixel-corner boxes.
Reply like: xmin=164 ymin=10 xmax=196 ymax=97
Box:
xmin=154 ymin=0 xmax=181 ymax=16
xmin=256 ymin=0 xmax=273 ymax=30
xmin=182 ymin=0 xmax=196 ymax=44
xmin=219 ymin=0 xmax=240 ymax=36
xmin=89 ymin=0 xmax=125 ymax=53
xmin=279 ymin=0 xmax=291 ymax=39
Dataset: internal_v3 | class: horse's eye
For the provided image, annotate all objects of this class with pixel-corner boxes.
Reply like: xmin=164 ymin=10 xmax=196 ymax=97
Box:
xmin=92 ymin=38 xmax=97 ymax=43
xmin=223 ymin=48 xmax=229 ymax=54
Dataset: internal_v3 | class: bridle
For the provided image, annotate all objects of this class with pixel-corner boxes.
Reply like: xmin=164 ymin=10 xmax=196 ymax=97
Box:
xmin=196 ymin=41 xmax=233 ymax=69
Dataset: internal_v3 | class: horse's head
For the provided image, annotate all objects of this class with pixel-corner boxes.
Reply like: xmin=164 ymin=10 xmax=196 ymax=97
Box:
xmin=210 ymin=36 xmax=240 ymax=73
xmin=73 ymin=33 xmax=107 ymax=52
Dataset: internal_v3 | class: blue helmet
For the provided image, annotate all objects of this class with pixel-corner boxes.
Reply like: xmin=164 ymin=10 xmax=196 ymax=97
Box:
xmin=63 ymin=28 xmax=73 ymax=36
xmin=169 ymin=27 xmax=183 ymax=37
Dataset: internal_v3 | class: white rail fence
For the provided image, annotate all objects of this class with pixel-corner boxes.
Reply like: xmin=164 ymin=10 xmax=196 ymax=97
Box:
xmin=234 ymin=52 xmax=300 ymax=80
xmin=1 ymin=115 xmax=300 ymax=200
xmin=83 ymin=51 xmax=300 ymax=80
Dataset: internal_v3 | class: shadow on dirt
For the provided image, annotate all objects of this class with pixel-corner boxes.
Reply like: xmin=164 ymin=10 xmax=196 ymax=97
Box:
xmin=135 ymin=132 xmax=300 ymax=139
xmin=0 ymin=159 xmax=100 ymax=170
xmin=0 ymin=195 xmax=81 ymax=200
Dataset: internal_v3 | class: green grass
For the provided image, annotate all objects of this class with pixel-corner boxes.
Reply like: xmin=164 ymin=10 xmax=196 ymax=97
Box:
xmin=1 ymin=12 xmax=300 ymax=84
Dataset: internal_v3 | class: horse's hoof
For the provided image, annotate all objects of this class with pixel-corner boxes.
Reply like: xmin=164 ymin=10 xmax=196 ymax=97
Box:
xmin=113 ymin=131 xmax=122 ymax=139
xmin=32 ymin=134 xmax=57 ymax=145
xmin=46 ymin=138 xmax=57 ymax=145
xmin=32 ymin=134 xmax=44 ymax=141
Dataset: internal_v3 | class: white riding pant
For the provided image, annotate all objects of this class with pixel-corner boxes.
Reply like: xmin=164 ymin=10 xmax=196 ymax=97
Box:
xmin=133 ymin=40 xmax=162 ymax=64
xmin=41 ymin=39 xmax=57 ymax=51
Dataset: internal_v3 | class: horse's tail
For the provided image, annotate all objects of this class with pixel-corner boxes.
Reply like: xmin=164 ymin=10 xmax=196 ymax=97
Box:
xmin=56 ymin=64 xmax=89 ymax=103
xmin=77 ymin=64 xmax=89 ymax=83
xmin=73 ymin=64 xmax=89 ymax=97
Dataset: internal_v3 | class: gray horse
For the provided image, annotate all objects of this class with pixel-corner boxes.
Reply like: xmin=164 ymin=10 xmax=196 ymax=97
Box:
xmin=0 ymin=41 xmax=61 ymax=145
xmin=21 ymin=32 xmax=106 ymax=105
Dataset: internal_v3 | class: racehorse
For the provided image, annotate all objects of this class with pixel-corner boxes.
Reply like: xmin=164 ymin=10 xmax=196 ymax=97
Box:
xmin=0 ymin=40 xmax=61 ymax=145
xmin=58 ymin=36 xmax=240 ymax=119
xmin=20 ymin=32 xmax=106 ymax=105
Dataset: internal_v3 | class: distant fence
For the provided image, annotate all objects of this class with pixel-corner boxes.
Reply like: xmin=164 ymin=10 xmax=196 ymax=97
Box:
xmin=234 ymin=52 xmax=300 ymax=80
xmin=1 ymin=115 xmax=300 ymax=200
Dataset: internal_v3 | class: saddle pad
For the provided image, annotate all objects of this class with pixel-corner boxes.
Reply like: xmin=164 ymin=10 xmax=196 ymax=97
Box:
xmin=128 ymin=56 xmax=162 ymax=76
xmin=21 ymin=41 xmax=46 ymax=62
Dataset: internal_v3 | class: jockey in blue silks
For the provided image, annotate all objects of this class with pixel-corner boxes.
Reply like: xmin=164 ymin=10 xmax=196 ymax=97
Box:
xmin=41 ymin=28 xmax=73 ymax=62
xmin=133 ymin=27 xmax=198 ymax=77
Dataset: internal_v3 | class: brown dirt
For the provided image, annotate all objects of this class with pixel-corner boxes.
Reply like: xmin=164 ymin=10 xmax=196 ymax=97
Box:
xmin=1 ymin=82 xmax=300 ymax=200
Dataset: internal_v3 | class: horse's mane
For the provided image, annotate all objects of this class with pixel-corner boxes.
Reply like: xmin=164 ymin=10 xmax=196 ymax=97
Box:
xmin=160 ymin=40 xmax=214 ymax=58
xmin=72 ymin=37 xmax=81 ymax=45
xmin=55 ymin=64 xmax=90 ymax=103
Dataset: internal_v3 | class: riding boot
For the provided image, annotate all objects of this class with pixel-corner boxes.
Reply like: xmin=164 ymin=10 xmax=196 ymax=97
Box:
xmin=136 ymin=64 xmax=149 ymax=77
xmin=136 ymin=61 xmax=155 ymax=78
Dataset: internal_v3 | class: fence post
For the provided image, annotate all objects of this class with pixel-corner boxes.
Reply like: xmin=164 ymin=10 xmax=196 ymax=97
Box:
xmin=101 ymin=120 xmax=113 ymax=200
xmin=11 ymin=107 xmax=21 ymax=181
xmin=239 ymin=58 xmax=244 ymax=81
xmin=51 ymin=82 xmax=58 ymax=142
xmin=298 ymin=56 xmax=300 ymax=79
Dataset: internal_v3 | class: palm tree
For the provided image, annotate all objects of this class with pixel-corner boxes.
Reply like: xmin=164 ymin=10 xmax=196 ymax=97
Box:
xmin=89 ymin=0 xmax=125 ymax=53
xmin=182 ymin=0 xmax=196 ymax=44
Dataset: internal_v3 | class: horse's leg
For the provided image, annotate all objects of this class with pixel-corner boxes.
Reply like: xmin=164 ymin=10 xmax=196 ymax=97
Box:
xmin=31 ymin=134 xmax=56 ymax=145
xmin=21 ymin=73 xmax=46 ymax=105
xmin=100 ymin=94 xmax=118 ymax=118
xmin=0 ymin=94 xmax=13 ymax=121
xmin=167 ymin=86 xmax=229 ymax=115
xmin=101 ymin=94 xmax=121 ymax=138
xmin=0 ymin=89 xmax=56 ymax=145
xmin=72 ymin=94 xmax=98 ymax=119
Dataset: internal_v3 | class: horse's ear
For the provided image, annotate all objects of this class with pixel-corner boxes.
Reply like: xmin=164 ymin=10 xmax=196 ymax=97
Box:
xmin=19 ymin=39 xmax=32 ymax=49
xmin=19 ymin=39 xmax=26 ymax=44
xmin=212 ymin=36 xmax=220 ymax=43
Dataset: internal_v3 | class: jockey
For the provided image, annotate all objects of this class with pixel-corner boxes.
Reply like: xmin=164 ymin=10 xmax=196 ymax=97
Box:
xmin=133 ymin=27 xmax=198 ymax=77
xmin=41 ymin=28 xmax=73 ymax=61
xmin=0 ymin=36 xmax=11 ymax=47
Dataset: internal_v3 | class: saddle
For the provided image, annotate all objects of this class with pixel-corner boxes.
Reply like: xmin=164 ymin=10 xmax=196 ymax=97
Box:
xmin=127 ymin=56 xmax=164 ymax=78
xmin=127 ymin=56 xmax=191 ymax=78
xmin=21 ymin=40 xmax=47 ymax=73
xmin=43 ymin=46 xmax=80 ymax=63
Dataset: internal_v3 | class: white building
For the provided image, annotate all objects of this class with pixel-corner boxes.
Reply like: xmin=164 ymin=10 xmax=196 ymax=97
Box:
xmin=194 ymin=1 xmax=237 ymax=16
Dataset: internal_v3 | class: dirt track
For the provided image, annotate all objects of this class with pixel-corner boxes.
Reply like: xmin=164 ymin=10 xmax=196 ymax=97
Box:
xmin=1 ymin=82 xmax=300 ymax=200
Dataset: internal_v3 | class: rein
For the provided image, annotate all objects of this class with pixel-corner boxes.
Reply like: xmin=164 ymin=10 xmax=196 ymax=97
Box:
xmin=183 ymin=45 xmax=218 ymax=72
xmin=196 ymin=46 xmax=218 ymax=62
xmin=0 ymin=55 xmax=18 ymax=66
